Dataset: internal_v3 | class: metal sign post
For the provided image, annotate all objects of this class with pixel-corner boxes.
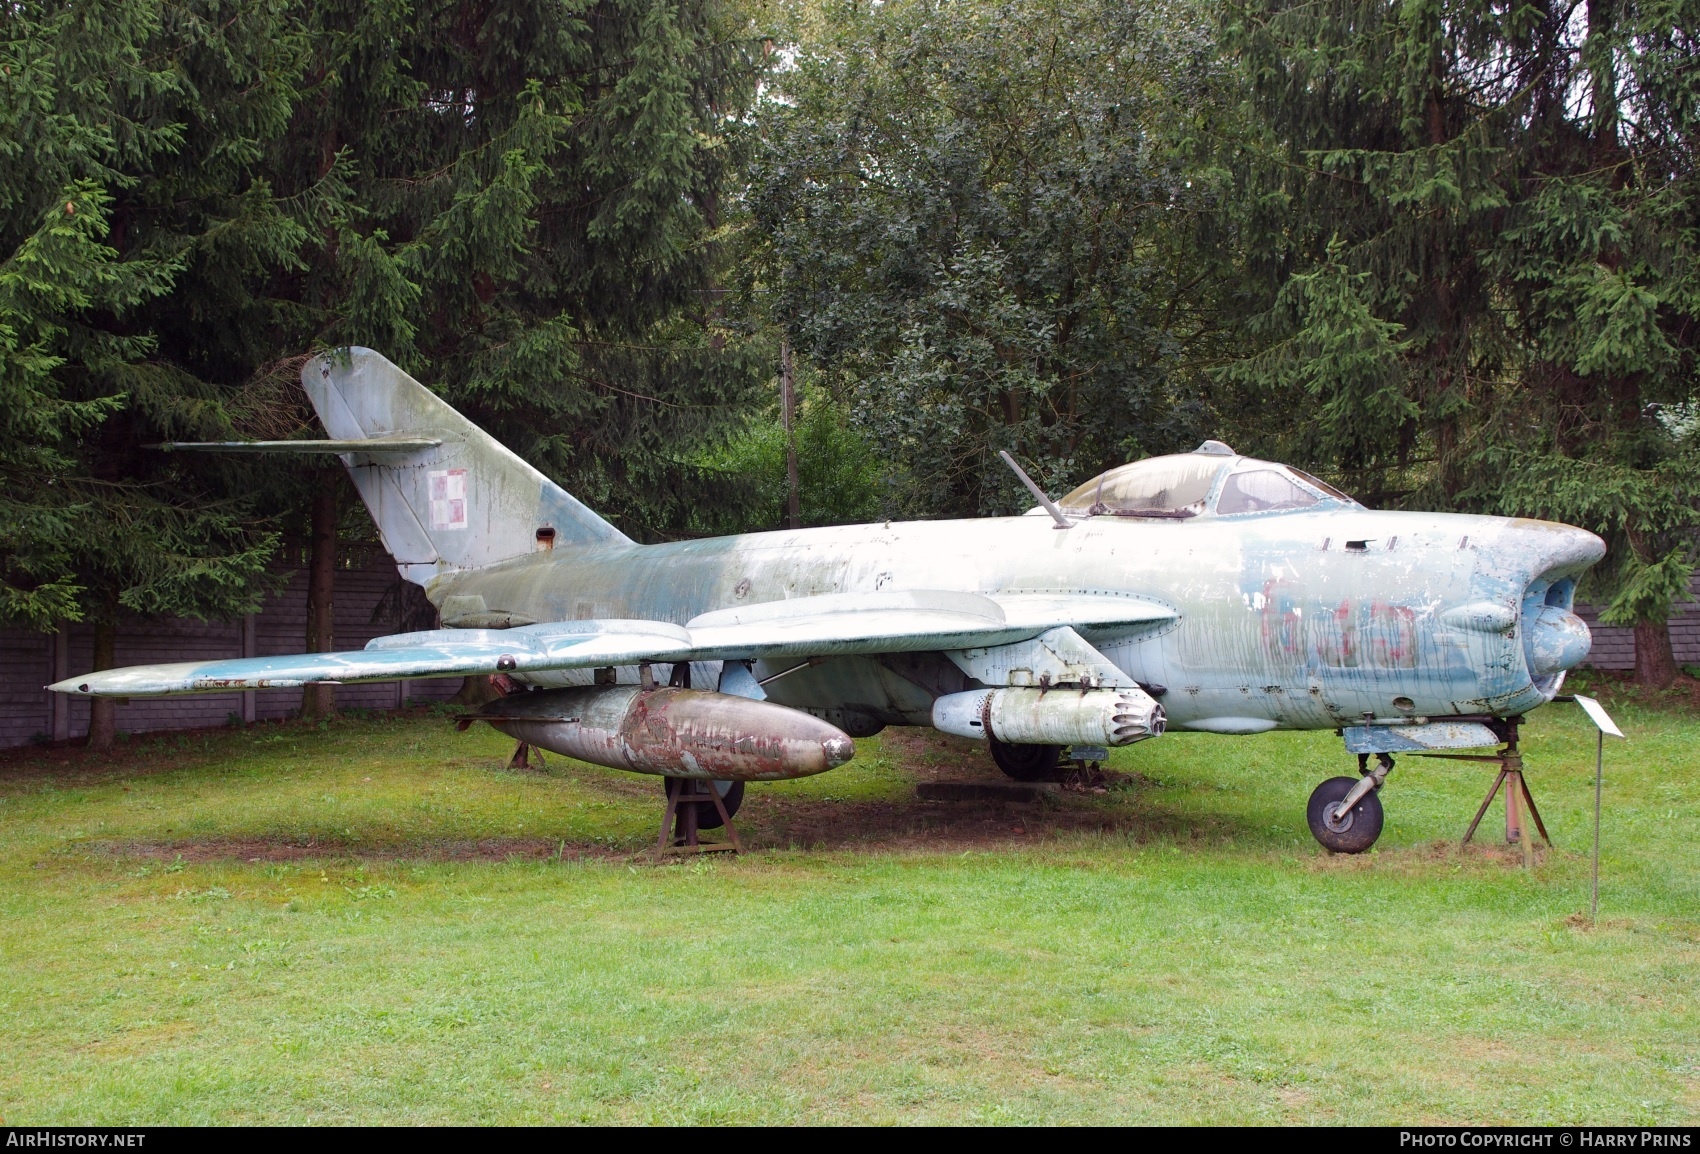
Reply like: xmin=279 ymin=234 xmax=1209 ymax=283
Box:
xmin=1571 ymin=694 xmax=1624 ymax=923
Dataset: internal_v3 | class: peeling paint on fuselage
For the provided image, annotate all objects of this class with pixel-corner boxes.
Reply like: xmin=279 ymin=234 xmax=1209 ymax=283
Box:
xmin=427 ymin=506 xmax=1604 ymax=731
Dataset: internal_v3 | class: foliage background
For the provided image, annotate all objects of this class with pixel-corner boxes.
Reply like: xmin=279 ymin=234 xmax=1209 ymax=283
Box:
xmin=747 ymin=0 xmax=1237 ymax=517
xmin=3 ymin=0 xmax=1697 ymax=682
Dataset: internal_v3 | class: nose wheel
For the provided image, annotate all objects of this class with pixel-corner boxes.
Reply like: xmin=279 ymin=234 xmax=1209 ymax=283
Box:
xmin=1306 ymin=753 xmax=1392 ymax=853
xmin=988 ymin=738 xmax=1063 ymax=781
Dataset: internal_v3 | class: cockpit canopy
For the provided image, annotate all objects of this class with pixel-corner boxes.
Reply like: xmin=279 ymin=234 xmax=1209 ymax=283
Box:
xmin=1054 ymin=441 xmax=1356 ymax=520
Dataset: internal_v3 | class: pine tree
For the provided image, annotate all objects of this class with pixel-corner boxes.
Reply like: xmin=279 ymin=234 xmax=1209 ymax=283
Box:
xmin=1 ymin=1 xmax=289 ymax=745
xmin=1479 ymin=0 xmax=1700 ymax=686
xmin=5 ymin=0 xmax=770 ymax=744
xmin=153 ymin=0 xmax=773 ymax=543
xmin=1220 ymin=0 xmax=1700 ymax=684
xmin=748 ymin=0 xmax=1235 ymax=517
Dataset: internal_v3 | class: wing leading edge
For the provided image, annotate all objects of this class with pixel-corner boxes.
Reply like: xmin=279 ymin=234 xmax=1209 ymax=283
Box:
xmin=49 ymin=590 xmax=1176 ymax=697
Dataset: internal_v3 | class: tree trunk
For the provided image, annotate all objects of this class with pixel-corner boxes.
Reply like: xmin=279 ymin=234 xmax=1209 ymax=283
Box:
xmin=781 ymin=338 xmax=801 ymax=530
xmin=88 ymin=600 xmax=117 ymax=752
xmin=1634 ymin=619 xmax=1678 ymax=689
xmin=301 ymin=474 xmax=337 ymax=718
xmin=1586 ymin=1 xmax=1672 ymax=691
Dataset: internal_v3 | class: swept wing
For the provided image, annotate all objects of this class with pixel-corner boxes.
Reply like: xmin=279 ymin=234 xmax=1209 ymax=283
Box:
xmin=50 ymin=590 xmax=1175 ymax=697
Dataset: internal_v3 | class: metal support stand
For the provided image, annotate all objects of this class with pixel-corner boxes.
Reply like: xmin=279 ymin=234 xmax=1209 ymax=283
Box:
xmin=1061 ymin=764 xmax=1108 ymax=791
xmin=1427 ymin=719 xmax=1550 ymax=866
xmin=1592 ymin=727 xmax=1603 ymax=923
xmin=506 ymin=741 xmax=545 ymax=771
xmin=1461 ymin=763 xmax=1551 ymax=868
xmin=657 ymin=777 xmax=741 ymax=856
xmin=1565 ymin=692 xmax=1623 ymax=923
xmin=1062 ymin=745 xmax=1109 ymax=791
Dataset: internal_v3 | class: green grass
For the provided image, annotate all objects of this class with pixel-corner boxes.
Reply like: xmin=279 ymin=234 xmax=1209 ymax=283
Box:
xmin=2 ymin=679 xmax=1696 ymax=1125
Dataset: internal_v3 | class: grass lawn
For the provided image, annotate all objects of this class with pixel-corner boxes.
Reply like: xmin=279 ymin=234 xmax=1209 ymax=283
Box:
xmin=2 ymin=671 xmax=1696 ymax=1125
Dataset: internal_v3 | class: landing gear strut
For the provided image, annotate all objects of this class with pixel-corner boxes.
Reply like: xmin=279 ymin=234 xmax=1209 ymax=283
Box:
xmin=1307 ymin=753 xmax=1393 ymax=853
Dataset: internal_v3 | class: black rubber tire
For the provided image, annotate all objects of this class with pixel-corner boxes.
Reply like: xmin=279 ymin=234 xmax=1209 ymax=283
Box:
xmin=989 ymin=739 xmax=1063 ymax=782
xmin=1306 ymin=776 xmax=1384 ymax=853
xmin=666 ymin=779 xmax=744 ymax=829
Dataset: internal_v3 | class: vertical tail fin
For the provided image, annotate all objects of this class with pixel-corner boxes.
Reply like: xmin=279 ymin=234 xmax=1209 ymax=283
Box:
xmin=303 ymin=348 xmax=630 ymax=585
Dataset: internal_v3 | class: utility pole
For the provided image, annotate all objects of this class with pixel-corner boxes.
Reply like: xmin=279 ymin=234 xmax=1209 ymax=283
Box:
xmin=781 ymin=337 xmax=801 ymax=530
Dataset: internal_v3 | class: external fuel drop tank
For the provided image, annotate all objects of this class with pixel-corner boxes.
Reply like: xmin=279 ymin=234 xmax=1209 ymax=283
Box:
xmin=472 ymin=685 xmax=857 ymax=780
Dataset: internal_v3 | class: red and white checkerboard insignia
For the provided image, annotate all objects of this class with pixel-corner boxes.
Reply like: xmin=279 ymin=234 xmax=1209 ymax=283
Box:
xmin=428 ymin=469 xmax=468 ymax=530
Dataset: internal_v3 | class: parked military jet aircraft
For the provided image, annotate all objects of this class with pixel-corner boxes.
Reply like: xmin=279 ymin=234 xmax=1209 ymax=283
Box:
xmin=53 ymin=348 xmax=1604 ymax=852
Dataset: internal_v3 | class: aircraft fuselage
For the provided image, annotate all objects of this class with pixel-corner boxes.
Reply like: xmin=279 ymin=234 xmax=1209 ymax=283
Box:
xmin=428 ymin=506 xmax=1602 ymax=734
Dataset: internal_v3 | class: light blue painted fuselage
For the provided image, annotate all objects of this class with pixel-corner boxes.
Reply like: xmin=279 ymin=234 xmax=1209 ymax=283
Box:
xmin=61 ymin=349 xmax=1604 ymax=761
xmin=430 ymin=499 xmax=1603 ymax=736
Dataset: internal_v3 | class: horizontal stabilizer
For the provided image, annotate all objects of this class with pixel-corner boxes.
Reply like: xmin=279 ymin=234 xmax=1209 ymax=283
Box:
xmin=154 ymin=437 xmax=443 ymax=455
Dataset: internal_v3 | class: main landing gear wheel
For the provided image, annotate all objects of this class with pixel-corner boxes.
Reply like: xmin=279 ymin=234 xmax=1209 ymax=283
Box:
xmin=662 ymin=778 xmax=744 ymax=829
xmin=1306 ymin=776 xmax=1385 ymax=854
xmin=989 ymin=738 xmax=1063 ymax=782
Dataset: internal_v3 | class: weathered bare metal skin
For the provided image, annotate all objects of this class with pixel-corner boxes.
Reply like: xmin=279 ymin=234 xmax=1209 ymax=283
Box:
xmin=932 ymin=686 xmax=1165 ymax=746
xmin=475 ymin=686 xmax=857 ymax=780
xmin=988 ymin=686 xmax=1165 ymax=745
xmin=426 ymin=509 xmax=1601 ymax=729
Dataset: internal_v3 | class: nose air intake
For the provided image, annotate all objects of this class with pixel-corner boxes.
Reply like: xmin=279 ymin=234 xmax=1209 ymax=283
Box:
xmin=1511 ymin=524 xmax=1604 ymax=691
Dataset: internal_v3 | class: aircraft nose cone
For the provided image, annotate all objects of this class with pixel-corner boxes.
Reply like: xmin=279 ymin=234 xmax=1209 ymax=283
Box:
xmin=1527 ymin=606 xmax=1592 ymax=677
xmin=822 ymin=735 xmax=857 ymax=768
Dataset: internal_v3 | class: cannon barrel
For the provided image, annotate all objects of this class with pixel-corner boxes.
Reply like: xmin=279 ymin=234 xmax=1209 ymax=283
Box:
xmin=472 ymin=685 xmax=856 ymax=780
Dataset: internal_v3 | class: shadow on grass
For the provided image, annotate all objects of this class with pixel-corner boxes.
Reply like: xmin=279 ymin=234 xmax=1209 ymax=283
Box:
xmin=86 ymin=834 xmax=630 ymax=865
xmin=742 ymin=786 xmax=1269 ymax=852
xmin=78 ymin=786 xmax=1273 ymax=864
xmin=26 ymin=717 xmax=1290 ymax=863
xmin=0 ymin=710 xmax=452 ymax=787
xmin=740 ymin=726 xmax=1274 ymax=852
